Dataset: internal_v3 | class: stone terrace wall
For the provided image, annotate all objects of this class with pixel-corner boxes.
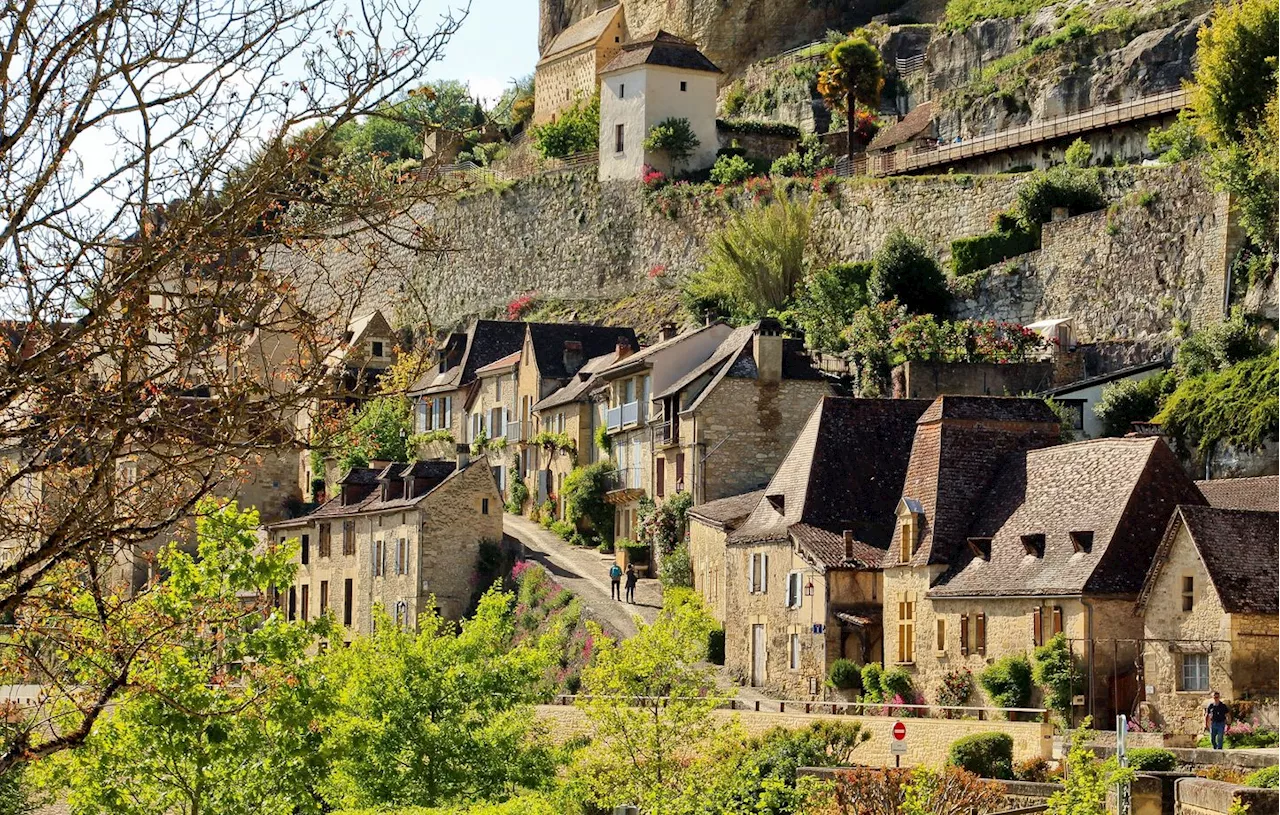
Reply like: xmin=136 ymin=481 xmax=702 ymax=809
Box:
xmin=534 ymin=704 xmax=1053 ymax=766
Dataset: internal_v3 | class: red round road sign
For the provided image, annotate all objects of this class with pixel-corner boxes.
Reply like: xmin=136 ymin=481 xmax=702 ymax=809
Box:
xmin=892 ymin=721 xmax=907 ymax=740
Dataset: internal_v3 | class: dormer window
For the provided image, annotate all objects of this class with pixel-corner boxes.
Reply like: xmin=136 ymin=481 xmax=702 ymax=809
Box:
xmin=899 ymin=514 xmax=918 ymax=563
xmin=372 ymin=341 xmax=384 ymax=358
xmin=1021 ymin=533 xmax=1045 ymax=557
xmin=967 ymin=537 xmax=992 ymax=560
xmin=1070 ymin=530 xmax=1093 ymax=553
xmin=766 ymin=493 xmax=784 ymax=513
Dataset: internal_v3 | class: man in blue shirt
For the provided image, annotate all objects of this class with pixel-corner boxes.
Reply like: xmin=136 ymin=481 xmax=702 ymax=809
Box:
xmin=1205 ymin=691 xmax=1231 ymax=750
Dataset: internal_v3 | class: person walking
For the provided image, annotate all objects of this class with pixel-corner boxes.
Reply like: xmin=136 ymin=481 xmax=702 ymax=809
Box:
xmin=624 ymin=563 xmax=638 ymax=604
xmin=1205 ymin=691 xmax=1231 ymax=750
xmin=609 ymin=562 xmax=623 ymax=600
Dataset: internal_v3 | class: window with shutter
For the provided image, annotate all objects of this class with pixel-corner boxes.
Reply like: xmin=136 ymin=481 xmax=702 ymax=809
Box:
xmin=343 ymin=579 xmax=353 ymax=626
xmin=1052 ymin=606 xmax=1063 ymax=636
xmin=936 ymin=618 xmax=946 ymax=652
xmin=300 ymin=534 xmax=310 ymax=565
xmin=656 ymin=458 xmax=665 ymax=497
xmin=789 ymin=634 xmax=800 ymax=670
xmin=761 ymin=554 xmax=768 ymax=593
xmin=897 ymin=596 xmax=915 ymax=663
xmin=960 ymin=614 xmax=969 ymax=655
xmin=300 ymin=585 xmax=309 ymax=621
xmin=976 ymin=613 xmax=987 ymax=655
xmin=319 ymin=581 xmax=329 ymax=614
xmin=343 ymin=520 xmax=355 ymax=556
xmin=1033 ymin=607 xmax=1043 ymax=646
xmin=747 ymin=553 xmax=757 ymax=594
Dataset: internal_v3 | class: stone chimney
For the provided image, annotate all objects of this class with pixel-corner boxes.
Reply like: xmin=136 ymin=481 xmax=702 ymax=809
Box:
xmin=843 ymin=529 xmax=854 ymax=561
xmin=455 ymin=443 xmax=470 ymax=469
xmin=563 ymin=340 xmax=584 ymax=375
xmin=658 ymin=322 xmax=678 ymax=342
xmin=615 ymin=336 xmax=634 ymax=360
xmin=753 ymin=318 xmax=783 ymax=385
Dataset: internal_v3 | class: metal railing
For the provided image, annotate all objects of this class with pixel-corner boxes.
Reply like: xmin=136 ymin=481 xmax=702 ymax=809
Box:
xmin=865 ymin=89 xmax=1189 ymax=177
xmin=620 ymin=400 xmax=639 ymax=426
xmin=605 ymin=467 xmax=642 ymax=492
xmin=506 ymin=419 xmax=525 ymax=442
xmin=606 ymin=405 xmax=622 ymax=431
xmin=896 ymin=54 xmax=926 ymax=76
xmin=651 ymin=421 xmax=677 ymax=446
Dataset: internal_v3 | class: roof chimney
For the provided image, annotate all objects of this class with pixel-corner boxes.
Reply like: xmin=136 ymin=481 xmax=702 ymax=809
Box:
xmin=563 ymin=340 xmax=584 ymax=375
xmin=754 ymin=319 xmax=783 ymax=385
xmin=659 ymin=322 xmax=678 ymax=342
xmin=615 ymin=336 xmax=634 ymax=360
xmin=843 ymin=530 xmax=855 ymax=561
xmin=455 ymin=442 xmax=470 ymax=470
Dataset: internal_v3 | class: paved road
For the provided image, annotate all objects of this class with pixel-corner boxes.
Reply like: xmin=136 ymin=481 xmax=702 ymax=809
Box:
xmin=504 ymin=514 xmax=661 ymax=638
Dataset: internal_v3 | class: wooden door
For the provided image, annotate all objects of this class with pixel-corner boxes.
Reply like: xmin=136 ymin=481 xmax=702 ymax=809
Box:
xmin=751 ymin=624 xmax=766 ymax=687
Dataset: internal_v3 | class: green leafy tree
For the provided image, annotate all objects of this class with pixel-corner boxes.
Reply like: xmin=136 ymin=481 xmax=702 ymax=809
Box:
xmin=643 ymin=118 xmax=701 ymax=170
xmin=318 ymin=590 xmax=555 ymax=809
xmin=337 ymin=395 xmax=416 ymax=470
xmin=1032 ymin=634 xmax=1080 ymax=724
xmin=784 ymin=262 xmax=872 ymax=353
xmin=1063 ymin=138 xmax=1092 ymax=168
xmin=869 ymin=230 xmax=950 ymax=317
xmin=33 ymin=500 xmax=331 ymax=815
xmin=711 ymin=153 xmax=756 ymax=184
xmin=574 ymin=594 xmax=727 ymax=813
xmin=532 ymin=94 xmax=599 ymax=158
xmin=1047 ymin=722 xmax=1134 ymax=815
xmin=978 ymin=654 xmax=1033 ymax=711
xmin=562 ymin=462 xmax=617 ymax=543
xmin=1156 ymin=350 xmax=1279 ymax=457
xmin=1093 ymin=372 xmax=1173 ymax=437
xmin=817 ymin=37 xmax=885 ymax=160
xmin=683 ymin=192 xmax=813 ymax=319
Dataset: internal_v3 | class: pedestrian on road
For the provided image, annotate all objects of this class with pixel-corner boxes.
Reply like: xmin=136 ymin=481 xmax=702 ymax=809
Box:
xmin=609 ymin=562 xmax=623 ymax=600
xmin=624 ymin=563 xmax=637 ymax=604
xmin=1205 ymin=691 xmax=1231 ymax=750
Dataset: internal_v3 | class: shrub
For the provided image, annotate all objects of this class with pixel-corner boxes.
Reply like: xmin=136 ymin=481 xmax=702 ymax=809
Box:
xmin=828 ymin=659 xmax=862 ymax=690
xmin=1126 ymin=748 xmax=1177 ymax=772
xmin=1156 ymin=352 xmax=1279 ymax=455
xmin=538 ymin=499 xmax=555 ymax=528
xmin=1048 ymin=722 xmax=1134 ymax=815
xmin=860 ymin=663 xmax=884 ymax=703
xmin=1014 ymin=165 xmax=1105 ymax=228
xmin=710 ymin=153 xmax=753 ymax=184
xmin=949 ymin=732 xmax=1014 ymax=779
xmin=783 ymin=261 xmax=872 ymax=353
xmin=1093 ymin=371 xmax=1173 ymax=437
xmin=659 ymin=541 xmax=693 ymax=589
xmin=950 ymin=225 xmax=1038 ymax=276
xmin=880 ymin=666 xmax=914 ymax=701
xmin=505 ymin=466 xmax=529 ymax=515
xmin=770 ymin=151 xmax=805 ymax=177
xmin=1246 ymin=766 xmax=1279 ymax=788
xmin=1064 ymin=138 xmax=1092 ymax=168
xmin=979 ymin=654 xmax=1033 ymax=711
xmin=869 ymin=229 xmax=950 ymax=316
xmin=716 ymin=118 xmax=803 ymax=138
xmin=562 ymin=462 xmax=616 ymax=544
xmin=549 ymin=520 xmax=575 ymax=541
xmin=707 ymin=627 xmax=726 ymax=665
xmin=644 ymin=117 xmax=701 ymax=167
xmin=936 ymin=668 xmax=975 ymax=708
xmin=1033 ymin=633 xmax=1080 ymax=724
xmin=1014 ymin=757 xmax=1052 ymax=782
xmin=597 ymin=539 xmax=614 ymax=554
xmin=531 ymin=94 xmax=599 ymax=158
xmin=1174 ymin=309 xmax=1266 ymax=378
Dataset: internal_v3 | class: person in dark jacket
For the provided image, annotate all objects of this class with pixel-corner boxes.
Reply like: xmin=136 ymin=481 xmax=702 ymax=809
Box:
xmin=609 ymin=563 xmax=623 ymax=600
xmin=1205 ymin=691 xmax=1231 ymax=750
xmin=624 ymin=564 xmax=638 ymax=604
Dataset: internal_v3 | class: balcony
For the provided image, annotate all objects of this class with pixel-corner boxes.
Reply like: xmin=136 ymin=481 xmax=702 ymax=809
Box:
xmin=605 ymin=466 xmax=644 ymax=500
xmin=621 ymin=400 xmax=639 ymax=426
xmin=606 ymin=405 xmax=622 ymax=431
xmin=652 ymin=421 xmax=677 ymax=447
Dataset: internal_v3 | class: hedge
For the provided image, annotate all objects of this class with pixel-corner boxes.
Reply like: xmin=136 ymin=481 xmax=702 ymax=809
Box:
xmin=948 ymin=731 xmax=1014 ymax=779
xmin=828 ymin=659 xmax=862 ymax=690
xmin=715 ymin=118 xmax=802 ymax=139
xmin=950 ymin=226 xmax=1039 ymax=276
xmin=1126 ymin=748 xmax=1177 ymax=771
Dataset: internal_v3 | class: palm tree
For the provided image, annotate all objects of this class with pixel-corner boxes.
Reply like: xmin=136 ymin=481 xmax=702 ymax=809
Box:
xmin=818 ymin=37 xmax=885 ymax=162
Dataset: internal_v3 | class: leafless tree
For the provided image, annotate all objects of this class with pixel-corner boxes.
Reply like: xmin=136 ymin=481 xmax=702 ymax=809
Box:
xmin=0 ymin=0 xmax=468 ymax=770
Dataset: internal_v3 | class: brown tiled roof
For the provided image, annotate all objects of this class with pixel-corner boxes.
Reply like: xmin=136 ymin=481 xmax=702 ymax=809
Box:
xmin=900 ymin=397 xmax=1063 ymax=568
xmin=538 ymin=4 xmax=621 ymax=63
xmin=867 ymin=102 xmax=935 ymax=151
xmin=929 ymin=437 xmax=1205 ymax=598
xmin=729 ymin=397 xmax=931 ymax=570
xmin=531 ymin=352 xmax=617 ymax=411
xmin=687 ymin=490 xmax=765 ymax=532
xmin=600 ymin=30 xmax=721 ymax=75
xmin=1195 ymin=476 xmax=1279 ymax=512
xmin=1154 ymin=506 xmax=1279 ymax=614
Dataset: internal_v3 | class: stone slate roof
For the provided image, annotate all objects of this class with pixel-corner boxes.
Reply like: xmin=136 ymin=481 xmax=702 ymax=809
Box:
xmin=527 ymin=322 xmax=637 ymax=382
xmin=901 ymin=397 xmax=1063 ymax=568
xmin=281 ymin=459 xmax=469 ymax=521
xmin=600 ymin=30 xmax=721 ymax=75
xmin=1194 ymin=476 xmax=1279 ymax=512
xmin=867 ymin=102 xmax=935 ymax=151
xmin=1139 ymin=506 xmax=1279 ymax=615
xmin=1042 ymin=360 xmax=1168 ymax=397
xmin=410 ymin=320 xmax=527 ymax=396
xmin=729 ymin=397 xmax=931 ymax=570
xmin=538 ymin=4 xmax=621 ymax=63
xmin=475 ymin=350 xmax=521 ymax=376
xmin=928 ymin=437 xmax=1205 ymax=598
xmin=687 ymin=489 xmax=765 ymax=532
xmin=531 ymin=351 xmax=618 ymax=411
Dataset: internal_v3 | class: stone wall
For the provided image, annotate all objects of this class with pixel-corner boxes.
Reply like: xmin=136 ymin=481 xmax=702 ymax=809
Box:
xmin=893 ymin=360 xmax=1056 ymax=399
xmin=533 ymin=703 xmax=1054 ymax=765
xmin=716 ymin=125 xmax=798 ymax=161
xmin=1176 ymin=778 xmax=1280 ymax=815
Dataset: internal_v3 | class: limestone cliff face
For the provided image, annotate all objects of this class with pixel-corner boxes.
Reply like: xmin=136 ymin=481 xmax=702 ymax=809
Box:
xmin=538 ymin=0 xmax=900 ymax=79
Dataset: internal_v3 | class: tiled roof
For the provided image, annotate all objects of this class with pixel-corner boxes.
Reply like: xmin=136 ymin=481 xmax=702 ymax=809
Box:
xmin=1194 ymin=476 xmax=1279 ymax=512
xmin=929 ymin=437 xmax=1204 ymax=598
xmin=475 ymin=350 xmax=521 ymax=375
xmin=527 ymin=322 xmax=637 ymax=382
xmin=687 ymin=490 xmax=765 ymax=532
xmin=409 ymin=320 xmax=527 ymax=396
xmin=729 ymin=397 xmax=931 ymax=570
xmin=1158 ymin=506 xmax=1278 ymax=614
xmin=901 ymin=397 xmax=1063 ymax=568
xmin=280 ymin=459 xmax=466 ymax=521
xmin=538 ymin=4 xmax=621 ymax=63
xmin=600 ymin=30 xmax=721 ymax=75
xmin=531 ymin=351 xmax=618 ymax=411
xmin=867 ymin=102 xmax=935 ymax=151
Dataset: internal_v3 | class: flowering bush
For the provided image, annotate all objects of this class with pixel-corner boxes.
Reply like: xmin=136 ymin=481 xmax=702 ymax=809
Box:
xmin=936 ymin=667 xmax=975 ymax=709
xmin=506 ymin=292 xmax=536 ymax=320
xmin=851 ymin=108 xmax=880 ymax=145
xmin=647 ymin=264 xmax=667 ymax=279
xmin=744 ymin=175 xmax=773 ymax=203
xmin=812 ymin=168 xmax=837 ymax=194
xmin=641 ymin=164 xmax=666 ymax=189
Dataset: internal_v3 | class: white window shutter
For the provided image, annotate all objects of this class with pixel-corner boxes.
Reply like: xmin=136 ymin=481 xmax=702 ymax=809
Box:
xmin=762 ymin=554 xmax=769 ymax=593
xmin=748 ymin=554 xmax=756 ymax=594
xmin=795 ymin=573 xmax=803 ymax=609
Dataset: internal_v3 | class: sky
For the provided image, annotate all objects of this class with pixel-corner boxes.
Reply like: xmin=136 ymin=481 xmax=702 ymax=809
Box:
xmin=427 ymin=0 xmax=540 ymax=103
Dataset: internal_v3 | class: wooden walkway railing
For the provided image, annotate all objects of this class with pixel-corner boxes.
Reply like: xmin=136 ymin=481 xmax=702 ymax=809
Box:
xmin=550 ymin=693 xmax=1048 ymax=720
xmin=863 ymin=88 xmax=1189 ymax=177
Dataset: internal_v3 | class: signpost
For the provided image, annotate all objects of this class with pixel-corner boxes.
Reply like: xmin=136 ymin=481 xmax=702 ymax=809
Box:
xmin=891 ymin=721 xmax=907 ymax=767
xmin=1116 ymin=714 xmax=1131 ymax=815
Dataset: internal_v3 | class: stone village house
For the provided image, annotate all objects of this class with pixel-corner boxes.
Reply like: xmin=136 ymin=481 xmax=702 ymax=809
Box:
xmin=532 ymin=2 xmax=626 ymax=125
xmin=1136 ymin=476 xmax=1278 ymax=739
xmin=687 ymin=489 xmax=763 ymax=624
xmin=265 ymin=449 xmax=502 ymax=644
xmin=883 ymin=398 xmax=1207 ymax=722
xmin=717 ymin=397 xmax=931 ymax=696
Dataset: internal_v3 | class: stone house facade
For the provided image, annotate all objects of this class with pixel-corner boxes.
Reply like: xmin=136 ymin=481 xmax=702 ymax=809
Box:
xmin=718 ymin=397 xmax=930 ymax=699
xmin=654 ymin=319 xmax=830 ymax=506
xmin=687 ymin=490 xmax=762 ymax=624
xmin=1137 ymin=500 xmax=1278 ymax=738
xmin=883 ymin=401 xmax=1206 ymax=722
xmin=533 ymin=3 xmax=626 ymax=125
xmin=462 ymin=350 xmax=521 ymax=495
xmin=598 ymin=31 xmax=721 ymax=181
xmin=265 ymin=453 xmax=502 ymax=642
